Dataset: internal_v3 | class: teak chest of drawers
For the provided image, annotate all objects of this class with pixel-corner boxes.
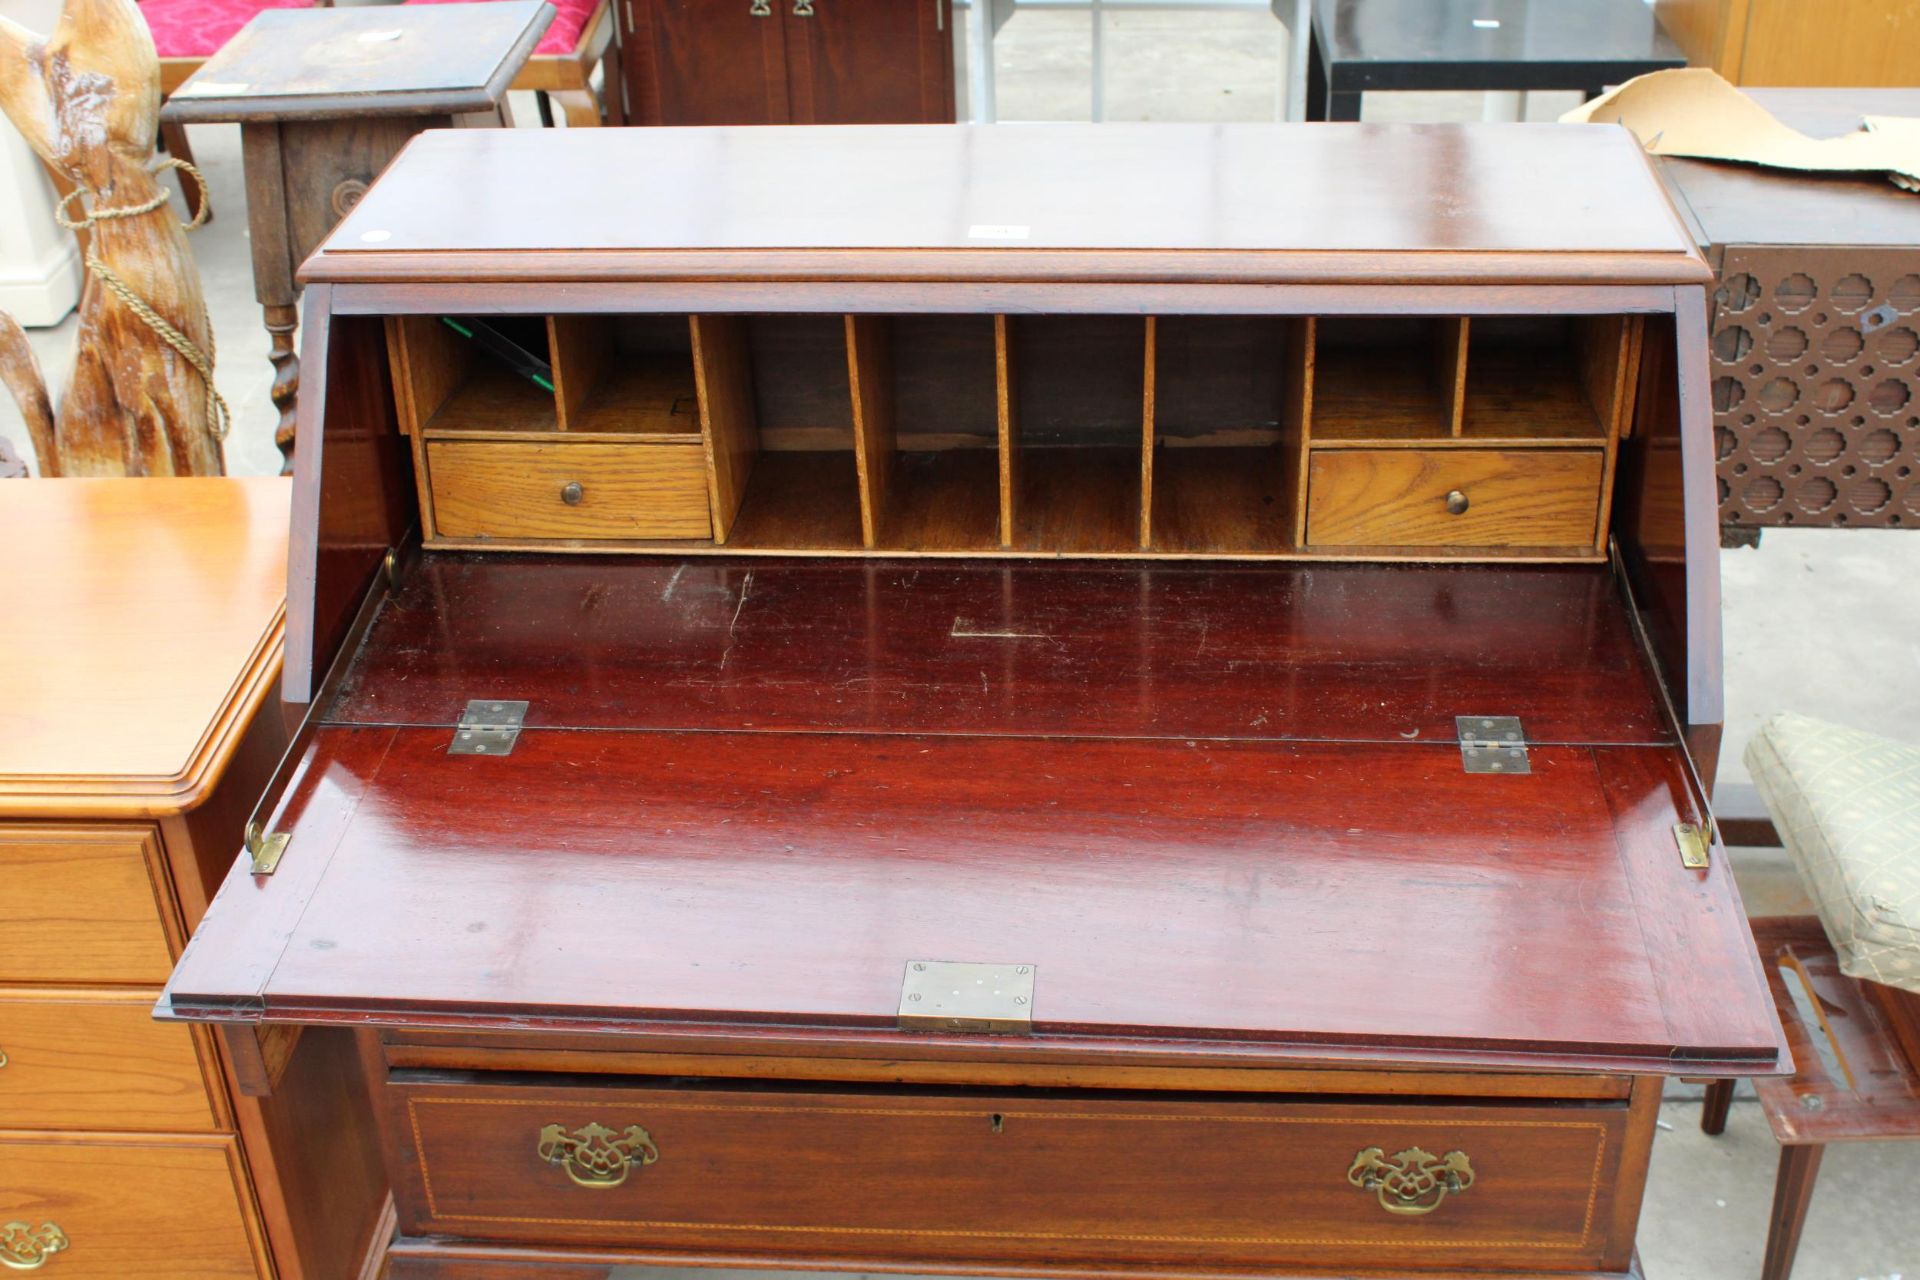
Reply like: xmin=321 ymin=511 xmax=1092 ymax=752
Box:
xmin=0 ymin=480 xmax=387 ymax=1279
xmin=166 ymin=123 xmax=1785 ymax=1280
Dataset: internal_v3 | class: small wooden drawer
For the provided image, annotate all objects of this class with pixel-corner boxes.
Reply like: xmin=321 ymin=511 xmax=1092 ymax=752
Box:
xmin=0 ymin=1135 xmax=262 ymax=1277
xmin=387 ymin=1077 xmax=1628 ymax=1272
xmin=0 ymin=992 xmax=218 ymax=1132
xmin=1307 ymin=448 xmax=1604 ymax=550
xmin=0 ymin=826 xmax=174 ymax=985
xmin=428 ymin=440 xmax=713 ymax=541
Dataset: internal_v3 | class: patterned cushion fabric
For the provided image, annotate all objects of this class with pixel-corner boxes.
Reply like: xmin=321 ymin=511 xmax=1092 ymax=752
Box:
xmin=1746 ymin=712 xmax=1920 ymax=994
xmin=404 ymin=0 xmax=596 ymax=56
xmin=138 ymin=0 xmax=315 ymax=59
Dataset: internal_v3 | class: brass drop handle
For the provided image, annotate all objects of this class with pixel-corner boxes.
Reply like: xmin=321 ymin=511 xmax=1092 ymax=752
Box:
xmin=793 ymin=0 xmax=815 ymax=14
xmin=1444 ymin=489 xmax=1469 ymax=515
xmin=0 ymin=1222 xmax=70 ymax=1271
xmin=537 ymin=1122 xmax=659 ymax=1189
xmin=749 ymin=0 xmax=771 ymax=14
xmin=1347 ymin=1147 xmax=1474 ymax=1216
xmin=560 ymin=481 xmax=584 ymax=506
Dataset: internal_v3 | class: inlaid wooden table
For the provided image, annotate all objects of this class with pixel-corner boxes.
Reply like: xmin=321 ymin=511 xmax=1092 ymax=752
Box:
xmin=159 ymin=0 xmax=552 ymax=471
xmin=0 ymin=478 xmax=386 ymax=1280
xmin=1305 ymin=0 xmax=1684 ymax=121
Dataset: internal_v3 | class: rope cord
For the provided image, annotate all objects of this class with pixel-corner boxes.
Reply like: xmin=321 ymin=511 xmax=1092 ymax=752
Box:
xmin=54 ymin=158 xmax=231 ymax=440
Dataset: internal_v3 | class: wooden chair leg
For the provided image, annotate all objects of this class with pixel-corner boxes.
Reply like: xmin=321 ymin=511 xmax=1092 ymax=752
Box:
xmin=1761 ymin=1143 xmax=1824 ymax=1280
xmin=553 ymin=87 xmax=603 ymax=128
xmin=158 ymin=120 xmax=211 ymax=223
xmin=1701 ymin=1079 xmax=1736 ymax=1135
xmin=597 ymin=46 xmax=625 ymax=125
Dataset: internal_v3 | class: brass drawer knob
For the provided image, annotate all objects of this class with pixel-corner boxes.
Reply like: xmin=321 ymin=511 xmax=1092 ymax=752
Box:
xmin=560 ymin=481 xmax=584 ymax=506
xmin=537 ymin=1122 xmax=659 ymax=1189
xmin=1444 ymin=489 xmax=1470 ymax=515
xmin=0 ymin=1222 xmax=69 ymax=1271
xmin=1347 ymin=1146 xmax=1475 ymax=1216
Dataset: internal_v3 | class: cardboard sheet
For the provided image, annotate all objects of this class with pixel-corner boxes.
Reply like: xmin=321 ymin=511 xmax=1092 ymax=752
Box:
xmin=1563 ymin=69 xmax=1920 ymax=194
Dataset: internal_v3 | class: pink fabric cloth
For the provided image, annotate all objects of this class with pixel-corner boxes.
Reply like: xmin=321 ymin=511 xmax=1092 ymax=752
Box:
xmin=138 ymin=0 xmax=315 ymax=59
xmin=404 ymin=0 xmax=596 ymax=56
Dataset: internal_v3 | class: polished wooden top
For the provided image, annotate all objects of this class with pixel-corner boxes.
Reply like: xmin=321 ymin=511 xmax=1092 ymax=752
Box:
xmin=0 ymin=478 xmax=289 ymax=816
xmin=167 ymin=558 xmax=1782 ymax=1076
xmin=307 ymin=123 xmax=1711 ymax=285
xmin=1658 ymin=89 xmax=1920 ymax=251
xmin=162 ymin=0 xmax=550 ymax=123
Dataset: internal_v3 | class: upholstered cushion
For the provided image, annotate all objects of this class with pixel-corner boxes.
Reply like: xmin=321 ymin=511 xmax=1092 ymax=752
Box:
xmin=139 ymin=0 xmax=315 ymax=60
xmin=404 ymin=0 xmax=597 ymax=56
xmin=1747 ymin=712 xmax=1920 ymax=994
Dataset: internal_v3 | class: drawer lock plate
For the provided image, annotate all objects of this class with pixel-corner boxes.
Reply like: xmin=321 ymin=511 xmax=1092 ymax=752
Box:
xmin=899 ymin=960 xmax=1035 ymax=1034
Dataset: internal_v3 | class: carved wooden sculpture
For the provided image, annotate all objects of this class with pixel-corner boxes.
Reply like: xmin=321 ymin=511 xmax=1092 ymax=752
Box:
xmin=0 ymin=0 xmax=223 ymax=476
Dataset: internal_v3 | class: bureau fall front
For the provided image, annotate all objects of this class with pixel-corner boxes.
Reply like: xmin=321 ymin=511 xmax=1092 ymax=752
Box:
xmin=163 ymin=122 xmax=1786 ymax=1280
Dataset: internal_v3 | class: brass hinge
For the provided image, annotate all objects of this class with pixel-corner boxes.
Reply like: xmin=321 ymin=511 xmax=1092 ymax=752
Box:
xmin=245 ymin=821 xmax=290 ymax=875
xmin=449 ymin=699 xmax=529 ymax=756
xmin=1673 ymin=821 xmax=1711 ymax=869
xmin=898 ymin=961 xmax=1035 ymax=1034
xmin=1457 ymin=715 xmax=1530 ymax=775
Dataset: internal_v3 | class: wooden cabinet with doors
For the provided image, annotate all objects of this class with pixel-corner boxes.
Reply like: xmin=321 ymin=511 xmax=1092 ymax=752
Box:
xmin=0 ymin=479 xmax=388 ymax=1280
xmin=622 ymin=0 xmax=954 ymax=125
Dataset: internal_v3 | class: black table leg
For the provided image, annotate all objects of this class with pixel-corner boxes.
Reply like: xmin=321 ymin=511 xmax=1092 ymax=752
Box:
xmin=1327 ymin=90 xmax=1362 ymax=121
xmin=1305 ymin=22 xmax=1329 ymax=121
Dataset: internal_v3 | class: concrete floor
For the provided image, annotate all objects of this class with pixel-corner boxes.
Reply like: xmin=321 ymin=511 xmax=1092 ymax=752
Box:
xmin=3 ymin=7 xmax=1917 ymax=1277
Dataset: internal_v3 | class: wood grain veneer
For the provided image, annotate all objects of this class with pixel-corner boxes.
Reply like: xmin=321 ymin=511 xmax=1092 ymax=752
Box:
xmin=426 ymin=440 xmax=712 ymax=541
xmin=0 ymin=1134 xmax=268 ymax=1278
xmin=385 ymin=1077 xmax=1628 ymax=1271
xmin=0 ymin=991 xmax=220 ymax=1132
xmin=1306 ymin=449 xmax=1606 ymax=548
xmin=0 ymin=479 xmax=288 ymax=817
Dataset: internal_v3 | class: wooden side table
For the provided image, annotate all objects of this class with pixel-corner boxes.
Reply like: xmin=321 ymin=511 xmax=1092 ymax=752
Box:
xmin=0 ymin=478 xmax=388 ymax=1280
xmin=1700 ymin=917 xmax=1920 ymax=1280
xmin=160 ymin=1 xmax=552 ymax=471
xmin=1305 ymin=0 xmax=1684 ymax=121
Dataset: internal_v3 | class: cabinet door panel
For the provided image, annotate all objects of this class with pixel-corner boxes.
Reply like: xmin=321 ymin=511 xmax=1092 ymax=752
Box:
xmin=628 ymin=0 xmax=790 ymax=125
xmin=785 ymin=0 xmax=954 ymax=124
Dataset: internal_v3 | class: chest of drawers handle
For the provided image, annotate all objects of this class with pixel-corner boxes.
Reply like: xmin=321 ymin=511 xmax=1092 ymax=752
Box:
xmin=1445 ymin=489 xmax=1470 ymax=516
xmin=560 ymin=481 xmax=584 ymax=506
xmin=1346 ymin=1146 xmax=1475 ymax=1216
xmin=536 ymin=1121 xmax=660 ymax=1189
xmin=0 ymin=1222 xmax=69 ymax=1271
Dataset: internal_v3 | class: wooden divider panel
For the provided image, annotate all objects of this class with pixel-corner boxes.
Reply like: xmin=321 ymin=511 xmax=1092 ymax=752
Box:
xmin=846 ymin=315 xmax=898 ymax=549
xmin=692 ymin=314 xmax=760 ymax=542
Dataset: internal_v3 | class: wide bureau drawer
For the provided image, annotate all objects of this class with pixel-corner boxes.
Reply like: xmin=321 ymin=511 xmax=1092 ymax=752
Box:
xmin=0 ymin=992 xmax=217 ymax=1132
xmin=428 ymin=440 xmax=713 ymax=541
xmin=0 ymin=826 xmax=174 ymax=985
xmin=0 ymin=1135 xmax=261 ymax=1277
xmin=1307 ymin=448 xmax=1604 ymax=549
xmin=389 ymin=1078 xmax=1628 ymax=1272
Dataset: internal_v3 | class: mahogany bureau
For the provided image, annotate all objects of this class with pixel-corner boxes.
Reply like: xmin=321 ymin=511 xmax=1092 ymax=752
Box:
xmin=164 ymin=124 xmax=1789 ymax=1280
xmin=0 ymin=479 xmax=387 ymax=1279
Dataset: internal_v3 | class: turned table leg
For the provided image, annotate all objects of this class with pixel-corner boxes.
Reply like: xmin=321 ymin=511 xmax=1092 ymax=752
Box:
xmin=1761 ymin=1143 xmax=1824 ymax=1280
xmin=1701 ymin=1078 xmax=1736 ymax=1135
xmin=263 ymin=303 xmax=300 ymax=472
